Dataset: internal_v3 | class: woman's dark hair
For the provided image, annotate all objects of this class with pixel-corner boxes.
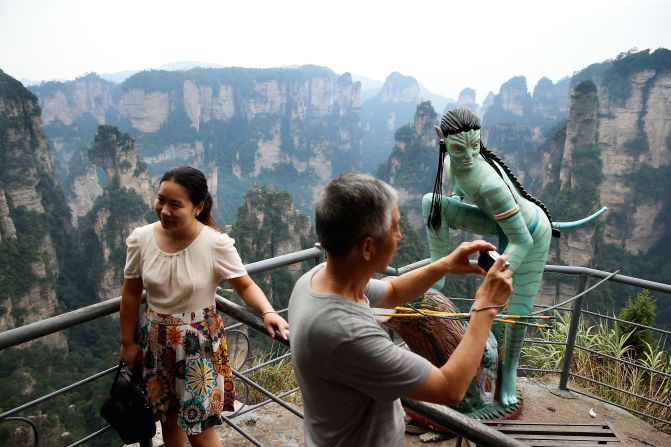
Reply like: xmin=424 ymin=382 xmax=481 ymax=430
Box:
xmin=160 ymin=166 xmax=217 ymax=228
xmin=428 ymin=108 xmax=553 ymax=230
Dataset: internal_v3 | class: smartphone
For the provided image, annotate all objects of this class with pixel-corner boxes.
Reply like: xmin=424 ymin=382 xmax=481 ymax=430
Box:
xmin=477 ymin=250 xmax=509 ymax=271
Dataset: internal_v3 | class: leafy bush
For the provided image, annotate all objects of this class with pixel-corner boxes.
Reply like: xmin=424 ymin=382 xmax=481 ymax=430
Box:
xmin=573 ymin=80 xmax=597 ymax=96
xmin=617 ymin=289 xmax=656 ymax=357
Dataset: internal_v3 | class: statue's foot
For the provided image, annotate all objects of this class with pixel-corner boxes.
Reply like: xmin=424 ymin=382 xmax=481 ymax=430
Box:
xmin=499 ymin=373 xmax=518 ymax=407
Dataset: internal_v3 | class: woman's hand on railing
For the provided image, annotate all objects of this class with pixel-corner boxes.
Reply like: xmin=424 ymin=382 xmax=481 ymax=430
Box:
xmin=263 ymin=312 xmax=289 ymax=340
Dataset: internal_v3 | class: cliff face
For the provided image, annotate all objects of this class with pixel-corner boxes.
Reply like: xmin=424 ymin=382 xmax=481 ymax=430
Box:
xmin=596 ymin=69 xmax=671 ymax=254
xmin=548 ymin=50 xmax=671 ymax=260
xmin=444 ymin=88 xmax=481 ymax=115
xmin=31 ymin=67 xmax=362 ymax=220
xmin=0 ymin=70 xmax=66 ymax=348
xmin=39 ymin=73 xmax=116 ymax=126
xmin=376 ymin=101 xmax=438 ymax=228
xmin=481 ymin=75 xmax=570 ymax=180
xmin=361 ymin=72 xmax=421 ymax=172
xmin=555 ymin=81 xmax=601 ymax=268
xmin=532 ymin=77 xmax=571 ymax=121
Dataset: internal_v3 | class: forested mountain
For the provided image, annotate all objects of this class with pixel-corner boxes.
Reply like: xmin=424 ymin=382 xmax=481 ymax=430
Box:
xmin=231 ymin=186 xmax=314 ymax=309
xmin=30 ymin=66 xmax=363 ymax=224
xmin=0 ymin=72 xmax=139 ymax=445
xmin=360 ymin=72 xmax=424 ymax=172
xmin=0 ymin=69 xmax=67 ymax=345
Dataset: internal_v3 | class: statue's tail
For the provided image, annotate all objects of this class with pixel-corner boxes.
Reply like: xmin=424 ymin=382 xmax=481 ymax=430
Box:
xmin=552 ymin=206 xmax=608 ymax=229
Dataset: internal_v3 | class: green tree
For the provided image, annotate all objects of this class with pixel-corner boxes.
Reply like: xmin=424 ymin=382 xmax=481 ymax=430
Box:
xmin=617 ymin=289 xmax=656 ymax=358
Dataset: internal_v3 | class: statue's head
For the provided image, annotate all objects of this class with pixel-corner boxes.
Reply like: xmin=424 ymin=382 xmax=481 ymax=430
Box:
xmin=436 ymin=108 xmax=481 ymax=173
xmin=426 ymin=108 xmax=482 ymax=229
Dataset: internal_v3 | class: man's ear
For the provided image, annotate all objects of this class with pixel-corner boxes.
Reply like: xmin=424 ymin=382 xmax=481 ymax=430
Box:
xmin=359 ymin=236 xmax=376 ymax=261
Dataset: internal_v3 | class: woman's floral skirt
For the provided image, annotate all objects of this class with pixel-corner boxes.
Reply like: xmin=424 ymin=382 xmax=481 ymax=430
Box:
xmin=139 ymin=306 xmax=235 ymax=435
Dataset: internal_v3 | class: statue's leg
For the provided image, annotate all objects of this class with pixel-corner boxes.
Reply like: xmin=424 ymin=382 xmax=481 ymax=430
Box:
xmin=422 ymin=194 xmax=497 ymax=289
xmin=499 ymin=223 xmax=552 ymax=406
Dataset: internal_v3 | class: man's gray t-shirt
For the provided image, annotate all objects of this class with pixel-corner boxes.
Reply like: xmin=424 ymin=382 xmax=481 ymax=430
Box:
xmin=288 ymin=265 xmax=432 ymax=447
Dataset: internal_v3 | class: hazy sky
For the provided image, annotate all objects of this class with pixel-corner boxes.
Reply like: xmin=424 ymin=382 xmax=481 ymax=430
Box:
xmin=1 ymin=0 xmax=670 ymax=102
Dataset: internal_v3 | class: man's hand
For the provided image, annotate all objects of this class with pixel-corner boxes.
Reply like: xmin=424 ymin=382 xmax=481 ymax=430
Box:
xmin=437 ymin=240 xmax=496 ymax=276
xmin=473 ymin=255 xmax=513 ymax=314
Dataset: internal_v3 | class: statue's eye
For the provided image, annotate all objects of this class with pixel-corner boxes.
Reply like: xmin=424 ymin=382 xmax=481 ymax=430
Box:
xmin=472 ymin=142 xmax=479 ymax=149
xmin=451 ymin=146 xmax=463 ymax=153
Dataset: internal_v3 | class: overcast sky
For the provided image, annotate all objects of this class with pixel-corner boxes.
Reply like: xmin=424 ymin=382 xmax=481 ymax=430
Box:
xmin=1 ymin=0 xmax=670 ymax=102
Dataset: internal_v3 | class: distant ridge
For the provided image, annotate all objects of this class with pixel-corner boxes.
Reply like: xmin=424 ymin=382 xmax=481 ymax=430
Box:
xmin=100 ymin=61 xmax=229 ymax=83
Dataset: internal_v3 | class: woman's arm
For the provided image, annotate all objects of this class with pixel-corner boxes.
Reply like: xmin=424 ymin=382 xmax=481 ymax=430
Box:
xmin=119 ymin=277 xmax=144 ymax=368
xmin=228 ymin=275 xmax=289 ymax=340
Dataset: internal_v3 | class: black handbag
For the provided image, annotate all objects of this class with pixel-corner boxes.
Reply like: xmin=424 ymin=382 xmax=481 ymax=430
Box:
xmin=100 ymin=362 xmax=156 ymax=443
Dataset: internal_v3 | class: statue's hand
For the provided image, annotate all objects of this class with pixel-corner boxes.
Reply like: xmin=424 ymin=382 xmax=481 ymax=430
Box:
xmin=439 ymin=240 xmax=496 ymax=276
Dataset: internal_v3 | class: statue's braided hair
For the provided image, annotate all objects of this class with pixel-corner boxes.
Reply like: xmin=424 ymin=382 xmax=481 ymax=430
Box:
xmin=478 ymin=145 xmax=553 ymax=223
xmin=427 ymin=108 xmax=554 ymax=231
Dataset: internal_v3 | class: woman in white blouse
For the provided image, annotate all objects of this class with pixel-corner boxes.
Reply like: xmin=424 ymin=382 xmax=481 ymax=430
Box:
xmin=120 ymin=166 xmax=288 ymax=447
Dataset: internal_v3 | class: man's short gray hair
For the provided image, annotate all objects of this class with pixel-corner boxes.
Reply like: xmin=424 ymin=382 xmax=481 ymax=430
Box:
xmin=315 ymin=173 xmax=398 ymax=257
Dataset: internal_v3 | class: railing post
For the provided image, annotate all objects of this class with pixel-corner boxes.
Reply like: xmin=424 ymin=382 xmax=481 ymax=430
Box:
xmin=559 ymin=274 xmax=587 ymax=391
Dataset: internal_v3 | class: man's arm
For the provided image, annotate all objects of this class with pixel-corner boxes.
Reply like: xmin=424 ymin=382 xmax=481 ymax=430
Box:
xmin=404 ymin=255 xmax=513 ymax=404
xmin=375 ymin=240 xmax=495 ymax=310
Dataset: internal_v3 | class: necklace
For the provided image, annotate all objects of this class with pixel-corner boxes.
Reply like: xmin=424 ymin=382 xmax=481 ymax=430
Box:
xmin=166 ymin=225 xmax=198 ymax=253
xmin=168 ymin=234 xmax=180 ymax=253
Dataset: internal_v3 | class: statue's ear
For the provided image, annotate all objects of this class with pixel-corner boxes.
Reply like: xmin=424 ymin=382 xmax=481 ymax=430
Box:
xmin=435 ymin=126 xmax=445 ymax=140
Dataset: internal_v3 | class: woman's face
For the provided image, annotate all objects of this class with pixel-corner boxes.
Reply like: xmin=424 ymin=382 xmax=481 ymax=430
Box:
xmin=154 ymin=180 xmax=203 ymax=232
xmin=446 ymin=130 xmax=481 ymax=173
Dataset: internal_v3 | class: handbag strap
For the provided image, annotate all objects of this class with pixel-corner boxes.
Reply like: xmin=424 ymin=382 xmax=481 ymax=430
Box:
xmin=112 ymin=361 xmax=124 ymax=386
xmin=114 ymin=361 xmax=144 ymax=387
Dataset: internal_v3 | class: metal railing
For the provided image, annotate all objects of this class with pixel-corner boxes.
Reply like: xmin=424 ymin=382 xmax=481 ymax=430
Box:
xmin=520 ymin=267 xmax=671 ymax=430
xmin=1 ymin=244 xmax=670 ymax=446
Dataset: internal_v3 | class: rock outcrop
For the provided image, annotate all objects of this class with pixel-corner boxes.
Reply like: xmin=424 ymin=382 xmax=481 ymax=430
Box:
xmin=444 ymin=88 xmax=481 ymax=115
xmin=361 ymin=72 xmax=422 ymax=172
xmin=86 ymin=126 xmax=154 ymax=301
xmin=481 ymin=75 xmax=570 ymax=180
xmin=231 ymin=186 xmax=313 ymax=307
xmin=376 ymin=101 xmax=438 ymax=228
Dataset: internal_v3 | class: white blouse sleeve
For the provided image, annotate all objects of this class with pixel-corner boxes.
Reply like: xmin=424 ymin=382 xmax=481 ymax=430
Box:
xmin=213 ymin=233 xmax=247 ymax=280
xmin=123 ymin=228 xmax=142 ymax=279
